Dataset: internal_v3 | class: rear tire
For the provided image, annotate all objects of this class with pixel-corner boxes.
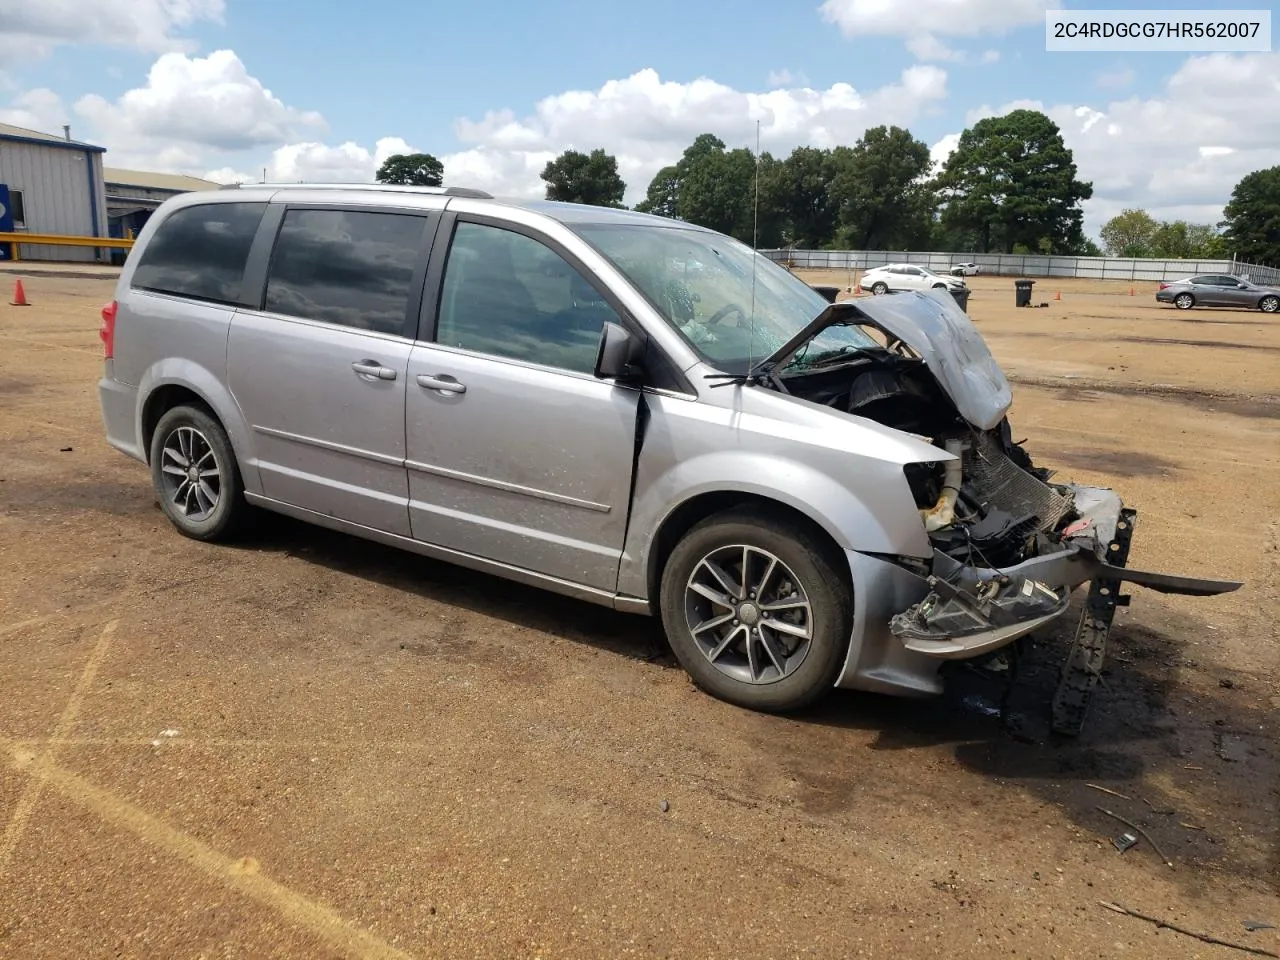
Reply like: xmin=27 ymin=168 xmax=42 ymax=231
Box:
xmin=871 ymin=282 xmax=888 ymax=295
xmin=1174 ymin=293 xmax=1195 ymax=310
xmin=659 ymin=509 xmax=852 ymax=713
xmin=149 ymin=404 xmax=246 ymax=542
xmin=1259 ymin=295 xmax=1278 ymax=313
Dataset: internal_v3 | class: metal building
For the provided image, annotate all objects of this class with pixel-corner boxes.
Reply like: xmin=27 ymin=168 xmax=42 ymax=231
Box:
xmin=105 ymin=167 xmax=221 ymax=243
xmin=0 ymin=122 xmax=107 ymax=263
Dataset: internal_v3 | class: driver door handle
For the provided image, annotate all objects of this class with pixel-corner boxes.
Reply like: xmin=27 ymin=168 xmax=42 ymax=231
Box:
xmin=352 ymin=360 xmax=397 ymax=381
xmin=417 ymin=374 xmax=466 ymax=395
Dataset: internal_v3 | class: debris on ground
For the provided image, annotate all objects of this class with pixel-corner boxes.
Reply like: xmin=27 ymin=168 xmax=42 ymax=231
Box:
xmin=1096 ymin=806 xmax=1174 ymax=868
xmin=1098 ymin=902 xmax=1279 ymax=958
xmin=1112 ymin=831 xmax=1138 ymax=853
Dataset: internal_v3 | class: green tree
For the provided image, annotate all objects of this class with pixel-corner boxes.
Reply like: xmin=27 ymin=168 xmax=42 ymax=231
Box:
xmin=776 ymin=146 xmax=841 ymax=248
xmin=1149 ymin=220 xmax=1227 ymax=259
xmin=636 ymin=134 xmax=783 ymax=246
xmin=1100 ymin=208 xmax=1159 ymax=257
xmin=937 ymin=109 xmax=1092 ymax=254
xmin=830 ymin=125 xmax=933 ymax=250
xmin=677 ymin=145 xmax=756 ymax=241
xmin=635 ymin=164 xmax=680 ymax=218
xmin=375 ymin=152 xmax=444 ymax=186
xmin=1220 ymin=166 xmax=1280 ymax=265
xmin=540 ymin=148 xmax=626 ymax=206
xmin=635 ymin=135 xmax=728 ymax=219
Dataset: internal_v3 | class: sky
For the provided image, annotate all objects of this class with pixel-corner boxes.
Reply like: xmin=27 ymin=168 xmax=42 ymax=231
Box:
xmin=1 ymin=0 xmax=1277 ymax=238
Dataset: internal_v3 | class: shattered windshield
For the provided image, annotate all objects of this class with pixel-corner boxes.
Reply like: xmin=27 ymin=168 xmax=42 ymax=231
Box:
xmin=574 ymin=223 xmax=880 ymax=374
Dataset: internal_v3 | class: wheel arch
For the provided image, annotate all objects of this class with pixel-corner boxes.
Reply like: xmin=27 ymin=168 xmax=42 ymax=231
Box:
xmin=133 ymin=360 xmax=257 ymax=488
xmin=644 ymin=491 xmax=853 ymax=613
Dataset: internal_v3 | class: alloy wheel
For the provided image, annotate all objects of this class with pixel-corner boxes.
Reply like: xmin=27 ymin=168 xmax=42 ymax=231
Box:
xmin=158 ymin=425 xmax=222 ymax=522
xmin=683 ymin=545 xmax=813 ymax=685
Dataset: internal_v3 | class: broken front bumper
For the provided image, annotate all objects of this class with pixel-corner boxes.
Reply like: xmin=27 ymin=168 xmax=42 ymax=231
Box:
xmin=888 ymin=484 xmax=1241 ymax=660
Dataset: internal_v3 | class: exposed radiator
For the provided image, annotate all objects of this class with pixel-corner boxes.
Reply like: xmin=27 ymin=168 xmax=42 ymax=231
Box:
xmin=965 ymin=432 xmax=1074 ymax=533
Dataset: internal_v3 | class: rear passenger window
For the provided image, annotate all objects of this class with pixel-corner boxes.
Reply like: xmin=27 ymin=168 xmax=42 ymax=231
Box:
xmin=435 ymin=221 xmax=620 ymax=374
xmin=264 ymin=209 xmax=428 ymax=336
xmin=131 ymin=202 xmax=266 ymax=304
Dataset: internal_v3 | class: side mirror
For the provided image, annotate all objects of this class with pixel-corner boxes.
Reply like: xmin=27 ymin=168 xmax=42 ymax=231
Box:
xmin=595 ymin=320 xmax=645 ymax=381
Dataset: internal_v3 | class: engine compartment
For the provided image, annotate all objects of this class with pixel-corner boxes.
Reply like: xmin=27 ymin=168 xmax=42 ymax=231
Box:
xmin=776 ymin=344 xmax=1077 ymax=570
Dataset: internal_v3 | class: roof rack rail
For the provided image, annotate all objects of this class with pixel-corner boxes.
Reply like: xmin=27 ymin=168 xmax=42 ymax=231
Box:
xmin=217 ymin=182 xmax=493 ymax=199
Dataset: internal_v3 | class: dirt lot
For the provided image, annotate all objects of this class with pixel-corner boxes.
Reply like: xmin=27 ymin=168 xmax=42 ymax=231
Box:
xmin=1 ymin=268 xmax=1277 ymax=959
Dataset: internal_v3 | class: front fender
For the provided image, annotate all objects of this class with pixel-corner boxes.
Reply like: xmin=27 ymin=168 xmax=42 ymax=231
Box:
xmin=135 ymin=359 xmax=261 ymax=493
xmin=617 ymin=447 xmax=933 ymax=601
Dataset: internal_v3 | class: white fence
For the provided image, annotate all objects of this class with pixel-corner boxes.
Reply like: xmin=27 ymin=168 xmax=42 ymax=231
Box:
xmin=761 ymin=249 xmax=1280 ymax=286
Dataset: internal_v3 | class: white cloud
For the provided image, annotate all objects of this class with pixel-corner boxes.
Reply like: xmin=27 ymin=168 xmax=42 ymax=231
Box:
xmin=929 ymin=132 xmax=961 ymax=172
xmin=820 ymin=0 xmax=1058 ymax=36
xmin=906 ymin=35 xmax=962 ymax=62
xmin=73 ymin=50 xmax=326 ymax=169
xmin=0 ymin=88 xmax=68 ymax=134
xmin=0 ymin=0 xmax=224 ymax=61
xmin=941 ymin=52 xmax=1280 ymax=232
xmin=767 ymin=68 xmax=810 ymax=88
xmin=821 ymin=0 xmax=1055 ymax=60
xmin=443 ymin=66 xmax=948 ymax=204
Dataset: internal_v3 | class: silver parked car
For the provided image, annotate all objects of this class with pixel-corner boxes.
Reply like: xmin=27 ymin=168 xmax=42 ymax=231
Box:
xmin=1155 ymin=273 xmax=1280 ymax=312
xmin=97 ymin=184 xmax=1239 ymax=731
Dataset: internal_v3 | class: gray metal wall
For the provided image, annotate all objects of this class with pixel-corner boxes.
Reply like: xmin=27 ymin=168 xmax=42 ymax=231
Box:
xmin=0 ymin=139 xmax=107 ymax=262
xmin=761 ymin=249 xmax=1280 ymax=286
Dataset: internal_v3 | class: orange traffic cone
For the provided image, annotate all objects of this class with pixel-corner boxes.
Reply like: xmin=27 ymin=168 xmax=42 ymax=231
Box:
xmin=1129 ymin=286 xmax=1135 ymax=296
xmin=1055 ymin=289 xmax=1061 ymax=301
xmin=854 ymin=283 xmax=862 ymax=294
xmin=10 ymin=278 xmax=29 ymax=306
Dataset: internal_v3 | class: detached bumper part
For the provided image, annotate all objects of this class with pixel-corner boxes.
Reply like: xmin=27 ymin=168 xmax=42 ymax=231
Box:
xmin=890 ymin=573 xmax=1069 ymax=658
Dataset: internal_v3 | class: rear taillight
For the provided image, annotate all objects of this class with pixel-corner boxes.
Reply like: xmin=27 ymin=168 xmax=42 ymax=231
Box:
xmin=1158 ymin=283 xmax=1169 ymax=290
xmin=100 ymin=300 xmax=117 ymax=359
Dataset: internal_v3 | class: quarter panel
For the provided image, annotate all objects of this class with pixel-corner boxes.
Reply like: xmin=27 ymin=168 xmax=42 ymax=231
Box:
xmin=133 ymin=357 xmax=256 ymax=483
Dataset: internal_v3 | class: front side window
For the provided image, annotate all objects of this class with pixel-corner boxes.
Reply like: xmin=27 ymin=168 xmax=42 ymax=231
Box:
xmin=575 ymin=222 xmax=878 ymax=374
xmin=131 ymin=202 xmax=266 ymax=304
xmin=264 ymin=208 xmax=428 ymax=336
xmin=435 ymin=221 xmax=620 ymax=374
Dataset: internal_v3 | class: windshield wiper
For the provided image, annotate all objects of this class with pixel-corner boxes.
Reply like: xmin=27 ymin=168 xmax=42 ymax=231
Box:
xmin=789 ymin=344 xmax=885 ymax=370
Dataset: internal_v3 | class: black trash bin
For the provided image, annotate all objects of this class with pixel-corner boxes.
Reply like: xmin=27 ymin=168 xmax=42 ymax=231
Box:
xmin=809 ymin=283 xmax=841 ymax=303
xmin=1014 ymin=279 xmax=1035 ymax=307
xmin=950 ymin=287 xmax=970 ymax=312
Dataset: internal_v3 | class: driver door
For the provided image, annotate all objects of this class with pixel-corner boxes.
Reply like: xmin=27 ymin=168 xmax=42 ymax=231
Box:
xmin=404 ymin=217 xmax=641 ymax=593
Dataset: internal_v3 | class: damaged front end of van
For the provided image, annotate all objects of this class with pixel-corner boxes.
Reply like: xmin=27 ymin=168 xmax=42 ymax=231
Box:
xmin=748 ymin=289 xmax=1241 ymax=734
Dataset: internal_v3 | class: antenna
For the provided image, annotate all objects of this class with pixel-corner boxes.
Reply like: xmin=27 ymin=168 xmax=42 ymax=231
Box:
xmin=748 ymin=119 xmax=761 ymax=377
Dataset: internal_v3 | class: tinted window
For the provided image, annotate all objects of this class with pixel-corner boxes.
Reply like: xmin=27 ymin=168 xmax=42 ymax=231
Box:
xmin=436 ymin=221 xmax=619 ymax=374
xmin=10 ymin=190 xmax=24 ymax=224
xmin=132 ymin=202 xmax=265 ymax=304
xmin=264 ymin=209 xmax=427 ymax=336
xmin=1189 ymin=276 xmax=1216 ymax=285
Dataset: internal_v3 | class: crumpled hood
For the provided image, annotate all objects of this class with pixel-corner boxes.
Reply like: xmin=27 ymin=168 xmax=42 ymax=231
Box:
xmin=851 ymin=289 xmax=1013 ymax=431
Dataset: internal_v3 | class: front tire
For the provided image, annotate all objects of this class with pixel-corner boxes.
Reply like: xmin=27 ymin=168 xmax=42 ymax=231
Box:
xmin=871 ymin=282 xmax=888 ymax=295
xmin=1174 ymin=293 xmax=1195 ymax=310
xmin=149 ymin=404 xmax=246 ymax=542
xmin=1259 ymin=295 xmax=1278 ymax=313
xmin=659 ymin=509 xmax=853 ymax=713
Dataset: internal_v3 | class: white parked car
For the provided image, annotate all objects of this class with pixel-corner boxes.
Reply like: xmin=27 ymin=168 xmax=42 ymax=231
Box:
xmin=950 ymin=262 xmax=980 ymax=277
xmin=861 ymin=264 xmax=966 ymax=295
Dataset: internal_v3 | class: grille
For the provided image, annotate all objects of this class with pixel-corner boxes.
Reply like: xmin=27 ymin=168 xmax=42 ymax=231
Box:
xmin=965 ymin=432 xmax=1073 ymax=533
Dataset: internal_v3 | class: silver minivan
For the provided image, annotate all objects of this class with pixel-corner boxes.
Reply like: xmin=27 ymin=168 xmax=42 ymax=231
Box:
xmin=97 ymin=184 xmax=1238 ymax=731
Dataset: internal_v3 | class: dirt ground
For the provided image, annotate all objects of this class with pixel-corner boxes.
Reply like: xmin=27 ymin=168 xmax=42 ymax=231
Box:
xmin=1 ymin=267 xmax=1277 ymax=959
